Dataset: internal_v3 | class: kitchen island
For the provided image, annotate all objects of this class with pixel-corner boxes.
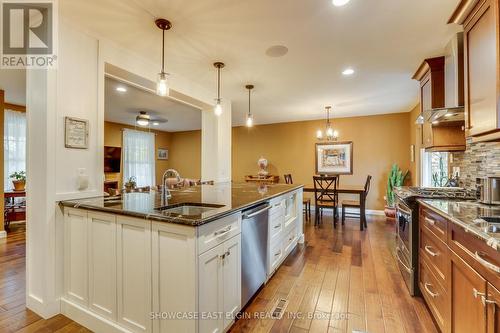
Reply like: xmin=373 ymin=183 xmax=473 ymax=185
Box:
xmin=59 ymin=182 xmax=303 ymax=333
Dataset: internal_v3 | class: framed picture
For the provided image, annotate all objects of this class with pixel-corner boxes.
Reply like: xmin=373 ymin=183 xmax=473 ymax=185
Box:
xmin=157 ymin=148 xmax=168 ymax=160
xmin=65 ymin=117 xmax=89 ymax=149
xmin=315 ymin=141 xmax=353 ymax=175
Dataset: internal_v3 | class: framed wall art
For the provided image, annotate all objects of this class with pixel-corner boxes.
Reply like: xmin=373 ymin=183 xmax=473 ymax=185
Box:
xmin=65 ymin=117 xmax=89 ymax=149
xmin=315 ymin=141 xmax=353 ymax=175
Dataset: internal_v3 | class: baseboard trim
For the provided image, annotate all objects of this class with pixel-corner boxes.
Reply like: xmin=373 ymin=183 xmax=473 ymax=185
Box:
xmin=0 ymin=230 xmax=6 ymax=239
xmin=310 ymin=205 xmax=385 ymax=216
xmin=61 ymin=298 xmax=134 ymax=333
xmin=27 ymin=294 xmax=60 ymax=319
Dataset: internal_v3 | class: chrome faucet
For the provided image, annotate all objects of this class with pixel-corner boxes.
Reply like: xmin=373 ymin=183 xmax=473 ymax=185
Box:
xmin=161 ymin=169 xmax=181 ymax=205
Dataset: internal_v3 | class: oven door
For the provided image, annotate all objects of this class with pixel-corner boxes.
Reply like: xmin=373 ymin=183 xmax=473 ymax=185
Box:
xmin=396 ymin=200 xmax=412 ymax=255
xmin=395 ymin=198 xmax=416 ymax=295
xmin=395 ymin=241 xmax=415 ymax=295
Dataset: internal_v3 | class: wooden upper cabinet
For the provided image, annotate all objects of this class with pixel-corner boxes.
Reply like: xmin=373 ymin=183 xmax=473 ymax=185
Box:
xmin=413 ymin=58 xmax=466 ymax=151
xmin=449 ymin=0 xmax=500 ymax=140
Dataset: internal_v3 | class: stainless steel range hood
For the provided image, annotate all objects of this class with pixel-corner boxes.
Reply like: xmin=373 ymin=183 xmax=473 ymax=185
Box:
xmin=422 ymin=33 xmax=465 ymax=125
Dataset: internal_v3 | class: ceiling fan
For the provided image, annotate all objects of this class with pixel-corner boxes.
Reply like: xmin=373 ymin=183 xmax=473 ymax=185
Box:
xmin=135 ymin=111 xmax=168 ymax=127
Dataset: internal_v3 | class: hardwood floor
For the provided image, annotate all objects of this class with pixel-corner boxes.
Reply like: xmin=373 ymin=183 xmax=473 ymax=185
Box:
xmin=0 ymin=223 xmax=91 ymax=333
xmin=230 ymin=214 xmax=438 ymax=333
xmin=0 ymin=214 xmax=437 ymax=333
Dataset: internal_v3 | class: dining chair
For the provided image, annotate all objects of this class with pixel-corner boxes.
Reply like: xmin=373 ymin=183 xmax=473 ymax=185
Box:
xmin=312 ymin=175 xmax=338 ymax=227
xmin=341 ymin=175 xmax=372 ymax=230
xmin=284 ymin=174 xmax=311 ymax=222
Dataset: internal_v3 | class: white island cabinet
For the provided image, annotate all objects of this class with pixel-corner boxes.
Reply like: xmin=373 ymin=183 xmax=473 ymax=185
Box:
xmin=61 ymin=188 xmax=302 ymax=333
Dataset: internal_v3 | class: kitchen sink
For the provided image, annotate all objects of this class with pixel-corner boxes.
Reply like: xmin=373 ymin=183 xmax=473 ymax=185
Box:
xmin=158 ymin=203 xmax=224 ymax=217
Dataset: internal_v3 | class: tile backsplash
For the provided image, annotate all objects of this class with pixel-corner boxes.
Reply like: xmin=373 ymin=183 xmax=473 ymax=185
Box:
xmin=450 ymin=141 xmax=500 ymax=190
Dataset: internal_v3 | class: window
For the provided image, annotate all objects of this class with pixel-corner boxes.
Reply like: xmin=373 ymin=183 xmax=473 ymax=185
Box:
xmin=4 ymin=110 xmax=26 ymax=191
xmin=421 ymin=150 xmax=449 ymax=187
xmin=122 ymin=129 xmax=155 ymax=187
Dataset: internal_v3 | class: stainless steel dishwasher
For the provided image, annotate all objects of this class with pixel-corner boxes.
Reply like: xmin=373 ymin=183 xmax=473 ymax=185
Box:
xmin=241 ymin=202 xmax=271 ymax=307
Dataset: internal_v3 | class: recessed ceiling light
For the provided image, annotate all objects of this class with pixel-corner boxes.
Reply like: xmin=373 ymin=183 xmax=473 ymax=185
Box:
xmin=265 ymin=45 xmax=289 ymax=58
xmin=342 ymin=68 xmax=355 ymax=76
xmin=116 ymin=86 xmax=127 ymax=92
xmin=332 ymin=0 xmax=351 ymax=7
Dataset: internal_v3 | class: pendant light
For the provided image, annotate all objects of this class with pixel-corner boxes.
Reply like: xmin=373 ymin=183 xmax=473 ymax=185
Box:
xmin=213 ymin=62 xmax=225 ymax=116
xmin=245 ymin=84 xmax=254 ymax=127
xmin=316 ymin=106 xmax=339 ymax=141
xmin=155 ymin=18 xmax=172 ymax=96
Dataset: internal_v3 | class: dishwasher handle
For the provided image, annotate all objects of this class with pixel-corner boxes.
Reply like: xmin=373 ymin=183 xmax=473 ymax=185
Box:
xmin=243 ymin=205 xmax=271 ymax=219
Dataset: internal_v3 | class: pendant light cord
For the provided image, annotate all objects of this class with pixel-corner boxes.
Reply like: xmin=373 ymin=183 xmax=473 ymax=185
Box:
xmin=161 ymin=29 xmax=165 ymax=73
xmin=248 ymin=88 xmax=251 ymax=116
xmin=217 ymin=67 xmax=221 ymax=100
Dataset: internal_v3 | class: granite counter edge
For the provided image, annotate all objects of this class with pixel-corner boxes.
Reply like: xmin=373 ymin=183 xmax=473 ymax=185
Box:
xmin=59 ymin=185 xmax=304 ymax=227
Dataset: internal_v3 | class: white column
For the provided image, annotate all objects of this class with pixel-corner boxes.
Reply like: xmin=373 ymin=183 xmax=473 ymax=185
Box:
xmin=201 ymin=100 xmax=232 ymax=183
xmin=26 ymin=68 xmax=60 ymax=318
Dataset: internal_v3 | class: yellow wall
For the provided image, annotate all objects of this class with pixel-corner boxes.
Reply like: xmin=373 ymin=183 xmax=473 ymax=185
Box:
xmin=168 ymin=130 xmax=202 ymax=179
xmin=104 ymin=122 xmax=201 ymax=187
xmin=408 ymin=104 xmax=422 ymax=186
xmin=232 ymin=112 xmax=413 ymax=210
xmin=105 ymin=111 xmax=416 ymax=210
xmin=104 ymin=121 xmax=172 ymax=187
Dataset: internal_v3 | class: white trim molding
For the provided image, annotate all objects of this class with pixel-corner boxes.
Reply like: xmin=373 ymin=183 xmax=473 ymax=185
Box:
xmin=310 ymin=205 xmax=385 ymax=216
xmin=0 ymin=230 xmax=6 ymax=239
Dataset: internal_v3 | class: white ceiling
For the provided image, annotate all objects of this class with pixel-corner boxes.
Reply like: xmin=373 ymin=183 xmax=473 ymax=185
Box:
xmin=63 ymin=0 xmax=461 ymax=126
xmin=105 ymin=76 xmax=201 ymax=131
xmin=0 ymin=69 xmax=26 ymax=105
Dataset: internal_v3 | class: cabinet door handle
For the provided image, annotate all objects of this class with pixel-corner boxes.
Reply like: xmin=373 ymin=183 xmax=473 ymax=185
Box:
xmin=424 ymin=245 xmax=438 ymax=257
xmin=274 ymin=224 xmax=281 ymax=229
xmin=473 ymin=288 xmax=486 ymax=299
xmin=274 ymin=250 xmax=282 ymax=257
xmin=475 ymin=251 xmax=500 ymax=274
xmin=424 ymin=283 xmax=439 ymax=298
xmin=481 ymin=295 xmax=497 ymax=307
xmin=214 ymin=225 xmax=232 ymax=237
xmin=219 ymin=250 xmax=230 ymax=261
xmin=424 ymin=217 xmax=435 ymax=226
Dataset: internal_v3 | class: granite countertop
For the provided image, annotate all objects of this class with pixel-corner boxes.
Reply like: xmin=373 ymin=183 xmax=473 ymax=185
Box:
xmin=59 ymin=182 xmax=303 ymax=226
xmin=417 ymin=198 xmax=500 ymax=251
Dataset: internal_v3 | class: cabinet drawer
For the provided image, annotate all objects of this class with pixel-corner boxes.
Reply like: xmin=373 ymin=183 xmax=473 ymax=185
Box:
xmin=269 ymin=241 xmax=284 ymax=273
xmin=269 ymin=199 xmax=285 ymax=216
xmin=420 ymin=226 xmax=448 ymax=287
xmin=419 ymin=257 xmax=448 ymax=333
xmin=269 ymin=214 xmax=283 ymax=242
xmin=448 ymin=222 xmax=500 ymax=291
xmin=420 ymin=206 xmax=447 ymax=242
xmin=284 ymin=226 xmax=298 ymax=255
xmin=197 ymin=213 xmax=241 ymax=255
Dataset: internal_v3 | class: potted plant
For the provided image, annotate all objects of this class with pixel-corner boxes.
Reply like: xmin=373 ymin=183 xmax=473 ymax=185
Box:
xmin=385 ymin=164 xmax=409 ymax=220
xmin=124 ymin=176 xmax=137 ymax=192
xmin=10 ymin=171 xmax=26 ymax=191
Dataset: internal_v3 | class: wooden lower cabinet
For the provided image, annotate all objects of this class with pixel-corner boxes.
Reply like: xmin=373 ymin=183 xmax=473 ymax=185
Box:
xmin=486 ymin=283 xmax=500 ymax=333
xmin=419 ymin=256 xmax=448 ymax=332
xmin=419 ymin=205 xmax=500 ymax=333
xmin=450 ymin=252 xmax=487 ymax=333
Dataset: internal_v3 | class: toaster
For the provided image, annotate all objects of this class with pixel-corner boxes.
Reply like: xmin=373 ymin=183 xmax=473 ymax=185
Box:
xmin=476 ymin=177 xmax=500 ymax=205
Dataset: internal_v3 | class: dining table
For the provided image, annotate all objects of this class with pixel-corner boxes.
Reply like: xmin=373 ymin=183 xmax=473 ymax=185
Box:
xmin=303 ymin=184 xmax=367 ymax=230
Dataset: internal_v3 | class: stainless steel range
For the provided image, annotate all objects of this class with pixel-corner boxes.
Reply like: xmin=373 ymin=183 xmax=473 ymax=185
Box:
xmin=394 ymin=186 xmax=475 ymax=296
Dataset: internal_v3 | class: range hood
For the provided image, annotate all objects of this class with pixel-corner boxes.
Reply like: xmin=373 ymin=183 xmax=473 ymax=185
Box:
xmin=420 ymin=33 xmax=465 ymax=125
